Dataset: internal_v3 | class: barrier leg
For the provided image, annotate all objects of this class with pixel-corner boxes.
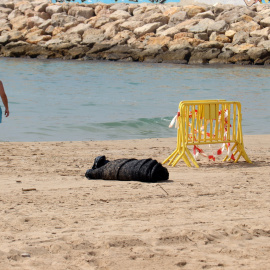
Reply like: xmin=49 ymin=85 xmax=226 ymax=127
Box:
xmin=172 ymin=155 xmax=182 ymax=167
xmin=182 ymin=153 xmax=192 ymax=167
xmin=236 ymin=144 xmax=252 ymax=163
xmin=168 ymin=151 xmax=179 ymax=166
xmin=163 ymin=149 xmax=177 ymax=165
xmin=171 ymin=147 xmax=187 ymax=167
xmin=235 ymin=151 xmax=242 ymax=163
xmin=186 ymin=148 xmax=199 ymax=168
xmin=242 ymin=151 xmax=252 ymax=163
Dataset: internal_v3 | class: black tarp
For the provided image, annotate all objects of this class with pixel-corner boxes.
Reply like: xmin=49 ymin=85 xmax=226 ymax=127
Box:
xmin=85 ymin=156 xmax=169 ymax=182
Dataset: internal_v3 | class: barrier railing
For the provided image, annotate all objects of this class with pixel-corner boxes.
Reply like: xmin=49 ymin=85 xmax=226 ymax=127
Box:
xmin=163 ymin=100 xmax=252 ymax=168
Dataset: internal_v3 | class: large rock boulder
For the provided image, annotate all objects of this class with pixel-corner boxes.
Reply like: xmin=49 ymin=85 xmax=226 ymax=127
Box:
xmin=260 ymin=17 xmax=270 ymax=28
xmin=228 ymin=53 xmax=251 ymax=64
xmin=232 ymin=31 xmax=249 ymax=45
xmin=134 ymin=22 xmax=161 ymax=37
xmin=82 ymin=28 xmax=105 ymax=46
xmin=90 ymin=16 xmax=111 ymax=28
xmin=230 ymin=21 xmax=260 ymax=33
xmin=17 ymin=1 xmax=33 ymax=13
xmin=0 ymin=19 xmax=11 ymax=32
xmin=156 ymin=49 xmax=191 ymax=64
xmin=189 ymin=18 xmax=215 ymax=34
xmin=258 ymin=40 xmax=270 ymax=51
xmin=109 ymin=10 xmax=131 ymax=21
xmin=25 ymin=29 xmax=51 ymax=44
xmin=101 ymin=19 xmax=125 ymax=39
xmin=147 ymin=36 xmax=171 ymax=47
xmin=0 ymin=7 xmax=13 ymax=15
xmin=175 ymin=19 xmax=199 ymax=32
xmin=183 ymin=5 xmax=206 ymax=18
xmin=34 ymin=2 xmax=49 ymax=13
xmin=68 ymin=6 xmax=95 ymax=20
xmin=0 ymin=33 xmax=9 ymax=44
xmin=207 ymin=20 xmax=228 ymax=34
xmin=194 ymin=10 xmax=215 ymax=20
xmin=143 ymin=13 xmax=169 ymax=25
xmin=216 ymin=9 xmax=240 ymax=24
xmin=101 ymin=45 xmax=141 ymax=61
xmin=45 ymin=4 xmax=63 ymax=16
xmin=109 ymin=3 xmax=129 ymax=12
xmin=168 ymin=11 xmax=187 ymax=26
xmin=10 ymin=15 xmax=27 ymax=30
xmin=66 ymin=46 xmax=89 ymax=59
xmin=27 ymin=15 xmax=45 ymax=28
xmin=230 ymin=43 xmax=254 ymax=54
xmin=51 ymin=13 xmax=78 ymax=27
xmin=2 ymin=41 xmax=31 ymax=57
xmin=189 ymin=47 xmax=221 ymax=64
xmin=112 ymin=30 xmax=133 ymax=45
xmin=8 ymin=10 xmax=23 ymax=21
xmin=8 ymin=30 xmax=24 ymax=42
xmin=61 ymin=32 xmax=82 ymax=44
xmin=119 ymin=20 xmax=144 ymax=31
xmin=247 ymin=47 xmax=268 ymax=60
xmin=156 ymin=26 xmax=179 ymax=37
xmin=66 ymin=23 xmax=90 ymax=35
xmin=250 ymin=27 xmax=270 ymax=39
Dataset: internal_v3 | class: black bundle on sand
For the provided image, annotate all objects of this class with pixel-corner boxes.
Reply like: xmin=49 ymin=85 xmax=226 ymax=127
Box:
xmin=85 ymin=156 xmax=169 ymax=182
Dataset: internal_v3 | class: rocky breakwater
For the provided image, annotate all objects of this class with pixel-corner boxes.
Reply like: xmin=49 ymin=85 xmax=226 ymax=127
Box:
xmin=1 ymin=0 xmax=270 ymax=64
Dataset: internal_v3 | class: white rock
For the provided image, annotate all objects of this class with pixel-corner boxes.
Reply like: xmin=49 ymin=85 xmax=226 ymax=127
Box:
xmin=8 ymin=10 xmax=23 ymax=21
xmin=157 ymin=26 xmax=179 ymax=37
xmin=119 ymin=21 xmax=144 ymax=31
xmin=10 ymin=16 xmax=27 ymax=31
xmin=109 ymin=10 xmax=131 ymax=21
xmin=66 ymin=23 xmax=90 ymax=35
xmin=34 ymin=2 xmax=48 ymax=13
xmin=0 ymin=33 xmax=9 ymax=44
xmin=225 ymin=30 xmax=236 ymax=39
xmin=109 ymin=3 xmax=129 ymax=12
xmin=51 ymin=13 xmax=77 ymax=27
xmin=68 ymin=6 xmax=94 ymax=19
xmin=18 ymin=2 xmax=33 ymax=13
xmin=27 ymin=16 xmax=45 ymax=28
xmin=250 ymin=27 xmax=270 ymax=39
xmin=134 ymin=22 xmax=161 ymax=37
xmin=46 ymin=5 xmax=63 ymax=16
xmin=258 ymin=40 xmax=270 ymax=51
xmin=260 ymin=17 xmax=270 ymax=28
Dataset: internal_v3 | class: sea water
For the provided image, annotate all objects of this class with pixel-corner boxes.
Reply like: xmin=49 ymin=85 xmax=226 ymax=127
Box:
xmin=0 ymin=57 xmax=269 ymax=142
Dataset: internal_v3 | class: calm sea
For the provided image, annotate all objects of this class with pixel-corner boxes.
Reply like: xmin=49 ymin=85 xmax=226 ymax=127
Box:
xmin=0 ymin=57 xmax=269 ymax=142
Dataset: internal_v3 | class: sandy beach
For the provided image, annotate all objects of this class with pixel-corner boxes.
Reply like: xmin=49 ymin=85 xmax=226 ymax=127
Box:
xmin=0 ymin=134 xmax=270 ymax=270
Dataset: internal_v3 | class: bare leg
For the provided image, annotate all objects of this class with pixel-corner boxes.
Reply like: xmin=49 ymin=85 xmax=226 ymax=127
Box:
xmin=243 ymin=0 xmax=259 ymax=6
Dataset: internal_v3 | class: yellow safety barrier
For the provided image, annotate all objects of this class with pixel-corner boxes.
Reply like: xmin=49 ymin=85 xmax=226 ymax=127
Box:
xmin=163 ymin=100 xmax=252 ymax=168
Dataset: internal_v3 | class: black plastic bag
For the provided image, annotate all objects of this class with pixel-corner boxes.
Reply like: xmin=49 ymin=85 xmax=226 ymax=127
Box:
xmin=85 ymin=156 xmax=169 ymax=182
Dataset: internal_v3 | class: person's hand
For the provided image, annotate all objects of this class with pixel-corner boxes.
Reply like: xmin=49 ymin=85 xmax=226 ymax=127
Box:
xmin=5 ymin=109 xmax=9 ymax=117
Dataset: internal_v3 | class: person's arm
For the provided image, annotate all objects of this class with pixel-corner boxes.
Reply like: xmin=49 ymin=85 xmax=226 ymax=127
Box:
xmin=0 ymin=80 xmax=9 ymax=117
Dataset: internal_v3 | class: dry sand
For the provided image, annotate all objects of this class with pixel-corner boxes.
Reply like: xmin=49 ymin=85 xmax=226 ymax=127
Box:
xmin=0 ymin=135 xmax=270 ymax=270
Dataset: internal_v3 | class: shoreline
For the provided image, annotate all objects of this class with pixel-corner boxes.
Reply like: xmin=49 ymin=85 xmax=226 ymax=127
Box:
xmin=1 ymin=1 xmax=270 ymax=65
xmin=1 ymin=134 xmax=270 ymax=269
